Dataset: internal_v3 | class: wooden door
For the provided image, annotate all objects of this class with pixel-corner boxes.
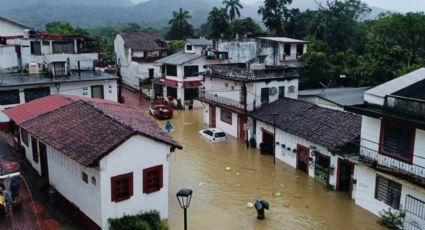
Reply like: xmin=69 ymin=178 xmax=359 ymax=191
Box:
xmin=238 ymin=115 xmax=246 ymax=140
xmin=39 ymin=142 xmax=49 ymax=181
xmin=337 ymin=159 xmax=354 ymax=196
xmin=296 ymin=144 xmax=310 ymax=175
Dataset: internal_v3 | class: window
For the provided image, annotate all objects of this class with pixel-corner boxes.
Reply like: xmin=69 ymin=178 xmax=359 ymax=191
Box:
xmin=91 ymin=85 xmax=104 ymax=99
xmin=186 ymin=45 xmax=192 ymax=51
xmin=203 ymin=130 xmax=213 ymax=136
xmin=278 ymin=86 xmax=285 ymax=99
xmin=52 ymin=41 xmax=74 ymax=54
xmin=375 ymin=175 xmax=401 ymax=209
xmin=220 ymin=109 xmax=232 ymax=124
xmin=82 ymin=172 xmax=88 ymax=183
xmin=380 ymin=120 xmax=415 ymax=163
xmin=21 ymin=129 xmax=29 ymax=146
xmin=184 ymin=65 xmax=199 ymax=77
xmin=24 ymin=87 xmax=50 ymax=102
xmin=166 ymin=65 xmax=177 ymax=76
xmin=296 ymin=44 xmax=304 ymax=56
xmin=261 ymin=88 xmax=269 ymax=104
xmin=215 ymin=132 xmax=226 ymax=138
xmin=111 ymin=172 xmax=133 ymax=202
xmin=143 ymin=165 xmax=163 ymax=194
xmin=31 ymin=136 xmax=39 ymax=163
xmin=284 ymin=44 xmax=291 ymax=56
xmin=0 ymin=89 xmax=20 ymax=105
xmin=30 ymin=41 xmax=41 ymax=55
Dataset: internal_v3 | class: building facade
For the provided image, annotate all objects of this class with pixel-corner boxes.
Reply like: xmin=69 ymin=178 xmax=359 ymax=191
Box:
xmin=114 ymin=32 xmax=169 ymax=89
xmin=346 ymin=68 xmax=425 ymax=229
xmin=0 ymin=16 xmax=30 ymax=37
xmin=154 ymin=39 xmax=228 ymax=109
xmin=4 ymin=95 xmax=182 ymax=229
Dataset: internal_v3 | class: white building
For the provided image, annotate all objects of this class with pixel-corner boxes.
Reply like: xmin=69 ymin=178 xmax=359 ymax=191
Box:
xmin=4 ymin=95 xmax=182 ymax=230
xmin=249 ymin=98 xmax=361 ymax=193
xmin=114 ymin=32 xmax=168 ymax=89
xmin=218 ymin=37 xmax=308 ymax=67
xmin=198 ymin=64 xmax=299 ymax=140
xmin=346 ymin=68 xmax=425 ymax=229
xmin=154 ymin=39 xmax=228 ymax=109
xmin=0 ymin=16 xmax=30 ymax=37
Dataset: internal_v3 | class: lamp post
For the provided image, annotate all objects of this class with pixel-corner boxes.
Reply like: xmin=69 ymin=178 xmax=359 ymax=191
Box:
xmin=176 ymin=188 xmax=193 ymax=230
xmin=271 ymin=112 xmax=279 ymax=165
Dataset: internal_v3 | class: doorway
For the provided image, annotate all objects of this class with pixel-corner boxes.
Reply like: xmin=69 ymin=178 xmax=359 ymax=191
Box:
xmin=261 ymin=130 xmax=274 ymax=155
xmin=39 ymin=142 xmax=49 ymax=182
xmin=209 ymin=106 xmax=216 ymax=127
xmin=238 ymin=115 xmax=246 ymax=140
xmin=148 ymin=68 xmax=154 ymax=79
xmin=337 ymin=159 xmax=354 ymax=195
xmin=296 ymin=144 xmax=310 ymax=174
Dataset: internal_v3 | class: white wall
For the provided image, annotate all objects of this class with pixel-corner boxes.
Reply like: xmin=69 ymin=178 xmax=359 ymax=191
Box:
xmin=0 ymin=46 xmax=18 ymax=69
xmin=215 ymin=107 xmax=238 ymax=138
xmin=218 ymin=40 xmax=257 ymax=64
xmin=255 ymin=120 xmax=339 ymax=187
xmin=248 ymin=79 xmax=298 ymax=109
xmin=20 ymin=131 xmax=42 ymax=175
xmin=99 ymin=135 xmax=171 ymax=229
xmin=0 ymin=20 xmax=26 ymax=36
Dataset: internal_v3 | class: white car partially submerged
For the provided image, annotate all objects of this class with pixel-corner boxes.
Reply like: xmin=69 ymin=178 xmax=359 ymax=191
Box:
xmin=199 ymin=128 xmax=227 ymax=142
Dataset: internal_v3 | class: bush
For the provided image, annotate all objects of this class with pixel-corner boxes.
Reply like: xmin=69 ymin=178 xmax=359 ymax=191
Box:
xmin=378 ymin=207 xmax=405 ymax=229
xmin=108 ymin=210 xmax=168 ymax=230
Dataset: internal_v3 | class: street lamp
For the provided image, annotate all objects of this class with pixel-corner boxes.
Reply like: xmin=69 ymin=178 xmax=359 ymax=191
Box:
xmin=271 ymin=112 xmax=279 ymax=165
xmin=176 ymin=188 xmax=193 ymax=230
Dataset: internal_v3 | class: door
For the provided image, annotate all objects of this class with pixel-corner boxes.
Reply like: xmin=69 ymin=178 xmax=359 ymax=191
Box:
xmin=39 ymin=142 xmax=49 ymax=181
xmin=238 ymin=115 xmax=246 ymax=140
xmin=296 ymin=144 xmax=309 ymax=174
xmin=261 ymin=130 xmax=274 ymax=155
xmin=337 ymin=159 xmax=354 ymax=195
xmin=148 ymin=68 xmax=154 ymax=79
xmin=91 ymin=85 xmax=104 ymax=99
xmin=209 ymin=106 xmax=216 ymax=127
xmin=404 ymin=195 xmax=425 ymax=230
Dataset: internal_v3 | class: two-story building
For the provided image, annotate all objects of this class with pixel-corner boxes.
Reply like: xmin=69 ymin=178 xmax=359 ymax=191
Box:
xmin=346 ymin=68 xmax=425 ymax=229
xmin=198 ymin=63 xmax=299 ymax=140
xmin=4 ymin=95 xmax=182 ymax=229
xmin=114 ymin=32 xmax=169 ymax=89
xmin=218 ymin=37 xmax=308 ymax=67
xmin=154 ymin=39 xmax=228 ymax=109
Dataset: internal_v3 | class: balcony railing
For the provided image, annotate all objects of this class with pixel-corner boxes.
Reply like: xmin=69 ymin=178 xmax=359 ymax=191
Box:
xmin=198 ymin=92 xmax=245 ymax=110
xmin=385 ymin=95 xmax=425 ymax=118
xmin=205 ymin=65 xmax=299 ymax=81
xmin=356 ymin=146 xmax=425 ymax=187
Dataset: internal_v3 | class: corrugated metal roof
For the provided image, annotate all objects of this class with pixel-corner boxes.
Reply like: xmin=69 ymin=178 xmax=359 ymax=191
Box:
xmin=186 ymin=39 xmax=213 ymax=46
xmin=299 ymin=87 xmax=370 ymax=106
xmin=155 ymin=51 xmax=202 ymax=65
xmin=258 ymin=37 xmax=308 ymax=44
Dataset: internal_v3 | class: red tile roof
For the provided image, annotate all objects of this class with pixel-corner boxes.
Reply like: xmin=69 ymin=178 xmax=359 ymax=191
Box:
xmin=6 ymin=95 xmax=182 ymax=166
xmin=3 ymin=95 xmax=73 ymax=124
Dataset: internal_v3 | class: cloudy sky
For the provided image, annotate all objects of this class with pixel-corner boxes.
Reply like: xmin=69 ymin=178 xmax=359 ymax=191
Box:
xmin=130 ymin=0 xmax=425 ymax=12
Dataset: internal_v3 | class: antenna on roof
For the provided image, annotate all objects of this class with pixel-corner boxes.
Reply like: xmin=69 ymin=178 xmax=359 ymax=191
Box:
xmin=318 ymin=80 xmax=333 ymax=96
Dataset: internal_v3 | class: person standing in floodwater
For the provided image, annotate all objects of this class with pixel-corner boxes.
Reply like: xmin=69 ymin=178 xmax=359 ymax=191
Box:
xmin=164 ymin=120 xmax=173 ymax=133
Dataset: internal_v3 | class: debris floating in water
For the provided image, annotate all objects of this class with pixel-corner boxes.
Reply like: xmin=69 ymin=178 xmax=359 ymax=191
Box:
xmin=283 ymin=203 xmax=290 ymax=208
xmin=247 ymin=202 xmax=254 ymax=208
xmin=198 ymin=182 xmax=205 ymax=187
xmin=236 ymin=183 xmax=240 ymax=187
xmin=236 ymin=172 xmax=240 ymax=175
xmin=279 ymin=184 xmax=285 ymax=187
xmin=225 ymin=166 xmax=232 ymax=171
xmin=272 ymin=173 xmax=275 ymax=176
xmin=274 ymin=192 xmax=281 ymax=197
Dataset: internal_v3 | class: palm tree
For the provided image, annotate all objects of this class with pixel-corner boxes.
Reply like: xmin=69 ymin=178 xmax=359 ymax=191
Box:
xmin=167 ymin=8 xmax=194 ymax=40
xmin=208 ymin=7 xmax=230 ymax=39
xmin=223 ymin=0 xmax=243 ymax=22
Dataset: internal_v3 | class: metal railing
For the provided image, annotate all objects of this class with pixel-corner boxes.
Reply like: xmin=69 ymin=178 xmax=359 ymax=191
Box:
xmin=385 ymin=95 xmax=425 ymax=118
xmin=205 ymin=65 xmax=299 ymax=81
xmin=198 ymin=92 xmax=245 ymax=110
xmin=357 ymin=146 xmax=425 ymax=187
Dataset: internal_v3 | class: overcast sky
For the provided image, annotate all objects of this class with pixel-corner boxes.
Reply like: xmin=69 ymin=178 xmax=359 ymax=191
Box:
xmin=130 ymin=0 xmax=425 ymax=12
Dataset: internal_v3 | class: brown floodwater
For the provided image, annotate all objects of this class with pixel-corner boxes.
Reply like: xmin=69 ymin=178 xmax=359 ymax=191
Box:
xmin=158 ymin=109 xmax=384 ymax=230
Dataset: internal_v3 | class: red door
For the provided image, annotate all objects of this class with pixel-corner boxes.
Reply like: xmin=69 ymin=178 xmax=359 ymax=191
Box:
xmin=296 ymin=144 xmax=310 ymax=175
xmin=209 ymin=106 xmax=216 ymax=127
xmin=238 ymin=115 xmax=246 ymax=140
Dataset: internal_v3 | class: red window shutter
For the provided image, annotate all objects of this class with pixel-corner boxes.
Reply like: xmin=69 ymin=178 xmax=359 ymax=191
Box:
xmin=129 ymin=173 xmax=134 ymax=197
xmin=111 ymin=177 xmax=116 ymax=202
xmin=159 ymin=165 xmax=163 ymax=189
xmin=143 ymin=168 xmax=148 ymax=194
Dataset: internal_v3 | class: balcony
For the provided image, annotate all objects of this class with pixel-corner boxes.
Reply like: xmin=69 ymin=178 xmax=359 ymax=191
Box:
xmin=198 ymin=92 xmax=249 ymax=112
xmin=355 ymin=146 xmax=425 ymax=188
xmin=205 ymin=64 xmax=299 ymax=81
xmin=385 ymin=95 xmax=425 ymax=118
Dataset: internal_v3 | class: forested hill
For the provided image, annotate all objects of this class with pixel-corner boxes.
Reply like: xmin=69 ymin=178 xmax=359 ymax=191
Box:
xmin=1 ymin=0 xmax=386 ymax=29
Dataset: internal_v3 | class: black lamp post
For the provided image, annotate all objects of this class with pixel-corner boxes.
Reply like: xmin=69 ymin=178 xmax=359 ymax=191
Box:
xmin=271 ymin=112 xmax=279 ymax=165
xmin=176 ymin=188 xmax=193 ymax=230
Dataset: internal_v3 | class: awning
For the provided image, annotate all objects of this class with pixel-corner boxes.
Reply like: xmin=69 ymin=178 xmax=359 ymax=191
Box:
xmin=163 ymin=79 xmax=178 ymax=87
xmin=183 ymin=80 xmax=202 ymax=88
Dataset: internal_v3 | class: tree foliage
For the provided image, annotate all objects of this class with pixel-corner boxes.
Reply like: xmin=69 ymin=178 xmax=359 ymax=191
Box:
xmin=167 ymin=8 xmax=195 ymax=40
xmin=208 ymin=7 xmax=230 ymax=39
xmin=223 ymin=0 xmax=243 ymax=22
xmin=230 ymin=17 xmax=262 ymax=37
xmin=46 ymin=21 xmax=89 ymax=35
xmin=258 ymin=0 xmax=292 ymax=35
xmin=108 ymin=210 xmax=168 ymax=230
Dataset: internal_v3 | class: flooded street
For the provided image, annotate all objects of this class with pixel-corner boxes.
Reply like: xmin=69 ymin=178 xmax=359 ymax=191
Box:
xmin=163 ymin=109 xmax=384 ymax=230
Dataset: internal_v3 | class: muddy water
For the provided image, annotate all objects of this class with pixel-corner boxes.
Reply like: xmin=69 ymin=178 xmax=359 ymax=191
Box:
xmin=159 ymin=109 xmax=383 ymax=230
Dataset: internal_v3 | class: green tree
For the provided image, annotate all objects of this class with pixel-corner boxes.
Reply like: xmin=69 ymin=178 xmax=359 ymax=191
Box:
xmin=208 ymin=7 xmax=230 ymax=39
xmin=230 ymin=17 xmax=262 ymax=37
xmin=167 ymin=8 xmax=195 ymax=40
xmin=257 ymin=0 xmax=292 ymax=35
xmin=299 ymin=52 xmax=335 ymax=88
xmin=223 ymin=0 xmax=243 ymax=22
xmin=45 ymin=21 xmax=88 ymax=35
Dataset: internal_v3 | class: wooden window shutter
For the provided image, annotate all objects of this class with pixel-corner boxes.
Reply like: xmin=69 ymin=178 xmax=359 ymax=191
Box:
xmin=159 ymin=165 xmax=163 ymax=189
xmin=143 ymin=168 xmax=148 ymax=194
xmin=129 ymin=173 xmax=134 ymax=197
xmin=111 ymin=177 xmax=116 ymax=201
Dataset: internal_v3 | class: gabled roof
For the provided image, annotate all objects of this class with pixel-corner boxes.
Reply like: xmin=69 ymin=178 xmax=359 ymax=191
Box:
xmin=155 ymin=51 xmax=202 ymax=65
xmin=298 ymin=87 xmax=370 ymax=106
xmin=258 ymin=37 xmax=308 ymax=44
xmin=119 ymin=32 xmax=169 ymax=51
xmin=0 ymin=16 xmax=31 ymax=30
xmin=186 ymin=39 xmax=213 ymax=46
xmin=5 ymin=95 xmax=182 ymax=166
xmin=249 ymin=98 xmax=361 ymax=150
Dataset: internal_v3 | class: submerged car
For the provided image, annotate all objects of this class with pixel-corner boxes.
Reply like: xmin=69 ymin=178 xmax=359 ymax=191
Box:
xmin=149 ymin=100 xmax=173 ymax=120
xmin=199 ymin=128 xmax=227 ymax=142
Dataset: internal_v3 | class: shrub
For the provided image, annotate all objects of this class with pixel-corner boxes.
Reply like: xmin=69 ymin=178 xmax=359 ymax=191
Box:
xmin=108 ymin=210 xmax=168 ymax=230
xmin=378 ymin=207 xmax=405 ymax=229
